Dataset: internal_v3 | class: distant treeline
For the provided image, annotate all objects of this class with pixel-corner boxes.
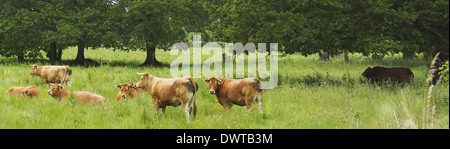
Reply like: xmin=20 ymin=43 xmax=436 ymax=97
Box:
xmin=0 ymin=0 xmax=448 ymax=65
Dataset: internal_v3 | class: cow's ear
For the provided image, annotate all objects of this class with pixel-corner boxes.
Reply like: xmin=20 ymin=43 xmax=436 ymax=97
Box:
xmin=217 ymin=79 xmax=223 ymax=85
xmin=204 ymin=79 xmax=210 ymax=83
xmin=117 ymin=84 xmax=122 ymax=89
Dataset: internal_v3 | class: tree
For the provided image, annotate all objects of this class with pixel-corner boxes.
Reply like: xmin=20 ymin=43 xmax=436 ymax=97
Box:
xmin=207 ymin=0 xmax=449 ymax=60
xmin=0 ymin=0 xmax=44 ymax=62
xmin=206 ymin=0 xmax=354 ymax=60
xmin=105 ymin=0 xmax=209 ymax=66
xmin=54 ymin=0 xmax=112 ymax=65
xmin=1 ymin=0 xmax=110 ymax=64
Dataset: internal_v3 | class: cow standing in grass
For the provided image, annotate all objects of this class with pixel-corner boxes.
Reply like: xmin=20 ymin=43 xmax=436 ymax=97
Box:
xmin=204 ymin=77 xmax=264 ymax=116
xmin=29 ymin=64 xmax=72 ymax=86
xmin=134 ymin=72 xmax=198 ymax=122
xmin=47 ymin=83 xmax=106 ymax=104
xmin=6 ymin=85 xmax=41 ymax=98
xmin=362 ymin=66 xmax=414 ymax=84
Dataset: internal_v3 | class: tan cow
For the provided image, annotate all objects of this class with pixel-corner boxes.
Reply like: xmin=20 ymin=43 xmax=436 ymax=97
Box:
xmin=47 ymin=83 xmax=106 ymax=104
xmin=116 ymin=82 xmax=142 ymax=100
xmin=134 ymin=72 xmax=198 ymax=122
xmin=204 ymin=77 xmax=264 ymax=116
xmin=6 ymin=85 xmax=41 ymax=98
xmin=29 ymin=64 xmax=72 ymax=86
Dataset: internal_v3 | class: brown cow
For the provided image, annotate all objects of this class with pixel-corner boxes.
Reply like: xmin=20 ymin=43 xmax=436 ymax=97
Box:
xmin=6 ymin=85 xmax=41 ymax=98
xmin=362 ymin=66 xmax=414 ymax=84
xmin=116 ymin=82 xmax=142 ymax=100
xmin=204 ymin=77 xmax=264 ymax=116
xmin=47 ymin=83 xmax=106 ymax=104
xmin=134 ymin=72 xmax=198 ymax=122
xmin=29 ymin=64 xmax=72 ymax=86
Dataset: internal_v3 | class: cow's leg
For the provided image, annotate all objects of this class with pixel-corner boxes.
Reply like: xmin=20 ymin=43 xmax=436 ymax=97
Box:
xmin=154 ymin=104 xmax=160 ymax=118
xmin=182 ymin=100 xmax=190 ymax=122
xmin=227 ymin=102 xmax=233 ymax=110
xmin=60 ymin=78 xmax=65 ymax=86
xmin=187 ymin=94 xmax=196 ymax=118
xmin=151 ymin=98 xmax=160 ymax=118
xmin=245 ymin=98 xmax=254 ymax=114
xmin=220 ymin=98 xmax=228 ymax=110
xmin=246 ymin=94 xmax=258 ymax=114
xmin=161 ymin=106 xmax=166 ymax=119
xmin=256 ymin=93 xmax=263 ymax=116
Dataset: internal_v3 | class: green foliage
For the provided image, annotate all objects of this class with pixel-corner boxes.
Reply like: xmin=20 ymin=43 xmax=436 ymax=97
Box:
xmin=2 ymin=0 xmax=447 ymax=63
xmin=107 ymin=0 xmax=210 ymax=50
xmin=0 ymin=0 xmax=111 ymax=62
xmin=206 ymin=0 xmax=449 ymax=58
xmin=0 ymin=0 xmax=44 ymax=59
xmin=102 ymin=0 xmax=209 ymax=65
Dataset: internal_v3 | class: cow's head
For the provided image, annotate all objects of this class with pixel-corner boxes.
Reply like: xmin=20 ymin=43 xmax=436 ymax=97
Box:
xmin=117 ymin=82 xmax=136 ymax=98
xmin=48 ymin=83 xmax=64 ymax=98
xmin=204 ymin=77 xmax=222 ymax=94
xmin=29 ymin=64 xmax=39 ymax=75
xmin=362 ymin=67 xmax=372 ymax=78
xmin=135 ymin=72 xmax=153 ymax=89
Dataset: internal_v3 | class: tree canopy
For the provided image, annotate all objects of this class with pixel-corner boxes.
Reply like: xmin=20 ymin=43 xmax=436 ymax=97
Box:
xmin=206 ymin=0 xmax=449 ymax=59
xmin=1 ymin=0 xmax=448 ymax=64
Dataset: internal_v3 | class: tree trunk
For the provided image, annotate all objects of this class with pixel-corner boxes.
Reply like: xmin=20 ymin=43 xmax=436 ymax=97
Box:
xmin=319 ymin=52 xmax=329 ymax=61
xmin=57 ymin=47 xmax=62 ymax=62
xmin=75 ymin=39 xmax=85 ymax=64
xmin=50 ymin=42 xmax=57 ymax=64
xmin=372 ymin=54 xmax=383 ymax=61
xmin=344 ymin=51 xmax=349 ymax=61
xmin=403 ymin=52 xmax=414 ymax=60
xmin=142 ymin=46 xmax=161 ymax=66
xmin=18 ymin=55 xmax=24 ymax=62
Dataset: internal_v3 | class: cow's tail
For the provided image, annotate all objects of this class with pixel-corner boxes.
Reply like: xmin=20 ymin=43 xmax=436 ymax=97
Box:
xmin=254 ymin=78 xmax=263 ymax=104
xmin=187 ymin=77 xmax=198 ymax=119
xmin=254 ymin=78 xmax=264 ymax=116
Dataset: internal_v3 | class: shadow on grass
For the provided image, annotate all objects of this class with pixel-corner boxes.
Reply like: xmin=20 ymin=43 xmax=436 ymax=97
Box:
xmin=0 ymin=57 xmax=170 ymax=68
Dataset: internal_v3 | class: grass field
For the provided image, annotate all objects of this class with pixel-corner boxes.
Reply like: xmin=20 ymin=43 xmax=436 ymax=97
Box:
xmin=0 ymin=47 xmax=448 ymax=129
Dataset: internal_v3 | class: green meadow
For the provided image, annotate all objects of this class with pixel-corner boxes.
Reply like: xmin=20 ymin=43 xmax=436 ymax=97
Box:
xmin=0 ymin=47 xmax=448 ymax=129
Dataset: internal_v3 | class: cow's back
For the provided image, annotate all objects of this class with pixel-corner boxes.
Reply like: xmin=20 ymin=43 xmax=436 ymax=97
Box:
xmin=374 ymin=66 xmax=414 ymax=83
xmin=41 ymin=66 xmax=65 ymax=78
xmin=74 ymin=91 xmax=106 ymax=103
xmin=6 ymin=87 xmax=26 ymax=95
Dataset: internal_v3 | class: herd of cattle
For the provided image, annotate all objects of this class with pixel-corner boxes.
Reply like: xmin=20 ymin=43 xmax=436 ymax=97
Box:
xmin=5 ymin=64 xmax=414 ymax=122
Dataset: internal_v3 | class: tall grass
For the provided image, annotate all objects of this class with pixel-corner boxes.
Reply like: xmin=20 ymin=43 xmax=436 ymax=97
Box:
xmin=0 ymin=48 xmax=448 ymax=129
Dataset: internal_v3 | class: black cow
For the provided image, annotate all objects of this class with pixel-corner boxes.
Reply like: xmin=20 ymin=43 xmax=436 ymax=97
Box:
xmin=362 ymin=66 xmax=414 ymax=84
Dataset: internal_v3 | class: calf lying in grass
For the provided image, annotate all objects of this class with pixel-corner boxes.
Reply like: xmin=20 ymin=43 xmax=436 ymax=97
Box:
xmin=47 ymin=83 xmax=106 ymax=104
xmin=6 ymin=85 xmax=40 ymax=98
